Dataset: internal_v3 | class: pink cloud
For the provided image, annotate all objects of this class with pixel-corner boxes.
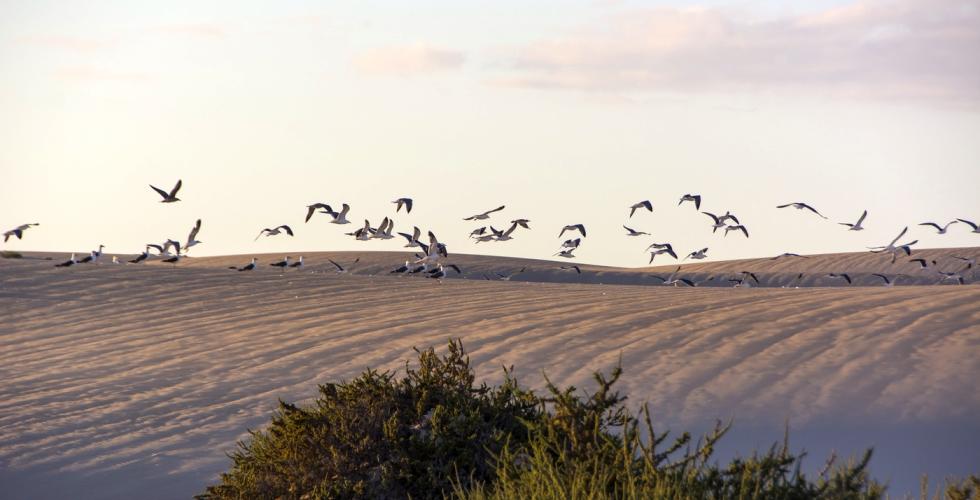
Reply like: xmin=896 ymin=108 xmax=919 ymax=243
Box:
xmin=353 ymin=44 xmax=465 ymax=76
xmin=500 ymin=0 xmax=980 ymax=104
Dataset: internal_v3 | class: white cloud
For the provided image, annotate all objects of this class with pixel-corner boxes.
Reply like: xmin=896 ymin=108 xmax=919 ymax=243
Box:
xmin=353 ymin=43 xmax=465 ymax=76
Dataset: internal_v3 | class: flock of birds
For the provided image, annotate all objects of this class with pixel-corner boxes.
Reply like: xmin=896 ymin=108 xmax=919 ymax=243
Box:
xmin=3 ymin=178 xmax=978 ymax=286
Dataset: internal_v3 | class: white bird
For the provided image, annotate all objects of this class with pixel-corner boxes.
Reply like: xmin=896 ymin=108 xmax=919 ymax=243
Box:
xmin=724 ymin=225 xmax=749 ymax=238
xmin=559 ymin=265 xmax=581 ymax=274
xmin=78 ymin=245 xmax=105 ymax=264
xmin=111 ymin=256 xmax=120 ymax=264
xmin=399 ymin=226 xmax=423 ymax=247
xmin=510 ymin=219 xmax=531 ymax=229
xmin=270 ymin=256 xmax=290 ymax=271
xmin=55 ymin=253 xmax=77 ymax=267
xmin=184 ymin=219 xmax=203 ymax=252
xmin=678 ymin=194 xmax=701 ymax=210
xmin=649 ymin=246 xmax=678 ymax=263
xmin=347 ymin=220 xmax=375 ymax=241
xmin=623 ymin=225 xmax=649 ymax=237
xmin=3 ymin=223 xmax=39 ymax=242
xmin=325 ymin=203 xmax=352 ymax=224
xmin=149 ymin=179 xmax=182 ymax=203
xmin=255 ymin=225 xmax=294 ymax=241
xmin=918 ymin=220 xmax=958 ymax=234
xmin=555 ymin=248 xmax=576 ymax=259
xmin=956 ymin=219 xmax=980 ymax=233
xmin=839 ymin=210 xmax=867 ymax=231
xmin=464 ymin=205 xmax=505 ymax=221
xmin=629 ymin=200 xmax=653 ymax=218
xmin=869 ymin=226 xmax=918 ymax=263
xmin=305 ymin=203 xmax=332 ymax=223
xmin=702 ymin=211 xmax=739 ymax=233
xmin=559 ymin=224 xmax=586 ymax=238
xmin=328 ymin=257 xmax=360 ymax=274
xmin=652 ymin=266 xmax=695 ymax=287
xmin=371 ymin=217 xmax=395 ymax=239
xmin=777 ymin=202 xmax=827 ymax=219
xmin=289 ymin=256 xmax=304 ymax=270
xmin=392 ymin=197 xmax=413 ymax=214
xmin=229 ymin=257 xmax=257 ymax=271
xmin=560 ymin=238 xmax=581 ymax=249
xmin=684 ymin=248 xmax=708 ymax=260
xmin=494 ymin=222 xmax=522 ymax=242
xmin=469 ymin=227 xmax=488 ymax=238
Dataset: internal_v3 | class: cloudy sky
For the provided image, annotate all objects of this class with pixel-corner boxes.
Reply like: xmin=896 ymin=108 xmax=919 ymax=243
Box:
xmin=1 ymin=0 xmax=978 ymax=266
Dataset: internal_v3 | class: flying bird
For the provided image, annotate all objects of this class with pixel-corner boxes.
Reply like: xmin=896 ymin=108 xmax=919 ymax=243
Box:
xmin=559 ymin=224 xmax=586 ymax=238
xmin=955 ymin=219 xmax=980 ymax=233
xmin=678 ymin=194 xmax=701 ymax=210
xmin=560 ymin=238 xmax=581 ymax=249
xmin=469 ymin=227 xmax=488 ymax=238
xmin=256 ymin=225 xmax=294 ymax=241
xmin=325 ymin=203 xmax=352 ymax=224
xmin=495 ymin=267 xmax=526 ymax=281
xmin=399 ymin=226 xmax=423 ymax=247
xmin=649 ymin=246 xmax=678 ymax=263
xmin=494 ymin=222 xmax=523 ymax=242
xmin=149 ymin=179 xmax=182 ymax=203
xmin=652 ymin=266 xmax=695 ymax=287
xmin=371 ymin=217 xmax=395 ymax=239
xmin=938 ymin=271 xmax=966 ymax=285
xmin=684 ymin=248 xmax=709 ymax=260
xmin=624 ymin=225 xmax=649 ymax=237
xmin=559 ymin=265 xmax=581 ymax=274
xmin=3 ymin=223 xmax=39 ymax=242
xmin=839 ymin=210 xmax=868 ymax=231
xmin=511 ymin=219 xmax=531 ymax=229
xmin=869 ymin=227 xmax=918 ymax=263
xmin=918 ymin=220 xmax=958 ymax=234
xmin=871 ymin=274 xmax=901 ymax=287
xmin=777 ymin=202 xmax=827 ymax=219
xmin=555 ymin=248 xmax=576 ymax=259
xmin=724 ymin=225 xmax=749 ymax=238
xmin=328 ymin=257 xmax=360 ymax=274
xmin=464 ymin=205 xmax=505 ymax=221
xmin=305 ymin=203 xmax=332 ymax=223
xmin=392 ymin=197 xmax=413 ymax=214
xmin=427 ymin=263 xmax=462 ymax=280
xmin=184 ymin=219 xmax=203 ymax=252
xmin=629 ymin=200 xmax=653 ymax=218
xmin=702 ymin=211 xmax=739 ymax=233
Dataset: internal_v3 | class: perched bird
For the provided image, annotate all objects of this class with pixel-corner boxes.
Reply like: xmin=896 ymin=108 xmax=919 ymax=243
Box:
xmin=684 ymin=248 xmax=709 ymax=260
xmin=399 ymin=226 xmax=423 ymax=247
xmin=184 ymin=219 xmax=203 ymax=252
xmin=162 ymin=254 xmax=181 ymax=266
xmin=559 ymin=265 xmax=581 ymax=274
xmin=724 ymin=225 xmax=749 ymax=238
xmin=305 ymin=203 xmax=332 ymax=223
xmin=149 ymin=179 xmax=182 ymax=203
xmin=629 ymin=200 xmax=653 ymax=218
xmin=678 ymin=194 xmax=702 ymax=210
xmin=918 ymin=221 xmax=958 ymax=234
xmin=256 ymin=225 xmax=294 ymax=241
xmin=559 ymin=224 xmax=586 ymax=238
xmin=55 ymin=253 xmax=77 ymax=267
xmin=511 ymin=219 xmax=531 ymax=229
xmin=270 ymin=256 xmax=290 ymax=270
xmin=328 ymin=258 xmax=360 ymax=274
xmin=464 ymin=205 xmax=505 ymax=221
xmin=111 ymin=256 xmax=120 ymax=265
xmin=229 ymin=257 xmax=257 ymax=271
xmin=839 ymin=210 xmax=868 ymax=231
xmin=777 ymin=202 xmax=827 ymax=219
xmin=392 ymin=197 xmax=413 ymax=214
xmin=289 ymin=256 xmax=304 ymax=270
xmin=955 ymin=219 xmax=980 ymax=234
xmin=771 ymin=253 xmax=808 ymax=260
xmin=827 ymin=273 xmax=852 ymax=285
xmin=391 ymin=261 xmax=411 ymax=274
xmin=129 ymin=251 xmax=149 ymax=264
xmin=78 ymin=245 xmax=106 ymax=264
xmin=624 ymin=225 xmax=649 ymax=237
xmin=3 ymin=223 xmax=39 ymax=242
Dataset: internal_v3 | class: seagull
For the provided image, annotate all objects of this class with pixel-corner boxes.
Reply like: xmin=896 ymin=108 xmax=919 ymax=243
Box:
xmin=111 ymin=256 xmax=120 ymax=265
xmin=129 ymin=250 xmax=150 ymax=264
xmin=555 ymin=248 xmax=576 ymax=259
xmin=729 ymin=271 xmax=759 ymax=288
xmin=399 ymin=226 xmax=423 ymax=247
xmin=646 ymin=242 xmax=673 ymax=251
xmin=559 ymin=265 xmax=581 ymax=274
xmin=684 ymin=248 xmax=708 ymax=260
xmin=347 ymin=220 xmax=375 ymax=241
xmin=496 ymin=267 xmax=526 ymax=281
xmin=827 ymin=273 xmax=852 ymax=285
xmin=629 ymin=200 xmax=653 ymax=218
xmin=624 ymin=225 xmax=649 ymax=237
xmin=289 ymin=256 xmax=304 ymax=270
xmin=473 ymin=233 xmax=496 ymax=243
xmin=777 ymin=202 xmax=827 ymax=219
xmin=648 ymin=244 xmax=678 ymax=263
xmin=651 ymin=266 xmax=695 ymax=287
xmin=255 ymin=225 xmax=294 ymax=241
xmin=464 ymin=205 xmax=505 ymax=221
xmin=270 ymin=256 xmax=290 ymax=270
xmin=149 ymin=179 xmax=182 ymax=203
xmin=391 ymin=261 xmax=411 ymax=274
xmin=184 ymin=219 xmax=203 ymax=252
xmin=371 ymin=217 xmax=395 ymax=239
xmin=951 ymin=256 xmax=976 ymax=271
xmin=918 ymin=220 xmax=958 ymax=234
xmin=164 ymin=239 xmax=182 ymax=256
xmin=908 ymin=258 xmax=937 ymax=271
xmin=55 ymin=253 xmax=77 ymax=267
xmin=392 ymin=198 xmax=413 ymax=214
xmin=325 ymin=203 xmax=352 ymax=224
xmin=78 ymin=245 xmax=105 ymax=264
xmin=162 ymin=254 xmax=181 ymax=266
xmin=724 ymin=225 xmax=749 ymax=238
xmin=229 ymin=257 xmax=257 ymax=271
xmin=678 ymin=194 xmax=701 ymax=210
xmin=469 ymin=227 xmax=488 ymax=238
xmin=871 ymin=274 xmax=901 ymax=287
xmin=305 ymin=203 xmax=332 ymax=223
xmin=3 ymin=223 xmax=39 ymax=242
xmin=839 ymin=210 xmax=868 ymax=231
xmin=956 ymin=219 xmax=980 ymax=233
xmin=771 ymin=253 xmax=808 ymax=260
xmin=869 ymin=227 xmax=918 ymax=263
xmin=511 ymin=219 xmax=531 ymax=229
xmin=328 ymin=257 xmax=360 ymax=274
xmin=938 ymin=271 xmax=966 ymax=285
xmin=561 ymin=238 xmax=581 ymax=249
xmin=559 ymin=224 xmax=586 ymax=238
xmin=702 ymin=211 xmax=738 ymax=233
xmin=427 ymin=264 xmax=462 ymax=280
xmin=494 ymin=222 xmax=522 ymax=242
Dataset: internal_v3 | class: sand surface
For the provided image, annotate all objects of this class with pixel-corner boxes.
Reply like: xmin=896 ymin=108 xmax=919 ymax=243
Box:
xmin=1 ymin=250 xmax=978 ymax=498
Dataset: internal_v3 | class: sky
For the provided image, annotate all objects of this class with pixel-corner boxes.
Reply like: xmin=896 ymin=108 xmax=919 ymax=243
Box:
xmin=1 ymin=0 xmax=978 ymax=267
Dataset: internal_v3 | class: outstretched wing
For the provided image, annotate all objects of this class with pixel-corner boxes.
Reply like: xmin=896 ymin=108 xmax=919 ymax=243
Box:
xmin=169 ymin=179 xmax=183 ymax=197
xmin=149 ymin=184 xmax=170 ymax=200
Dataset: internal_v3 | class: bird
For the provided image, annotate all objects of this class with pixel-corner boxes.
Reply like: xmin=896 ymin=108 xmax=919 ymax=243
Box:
xmin=684 ymin=248 xmax=708 ymax=260
xmin=305 ymin=203 xmax=332 ymax=223
xmin=149 ymin=179 xmax=182 ymax=203
xmin=184 ymin=219 xmax=203 ymax=253
xmin=869 ymin=227 xmax=918 ymax=263
xmin=771 ymin=253 xmax=808 ymax=260
xmin=918 ymin=221 xmax=958 ymax=234
xmin=3 ymin=223 xmax=39 ymax=242
xmin=371 ymin=217 xmax=395 ymax=240
xmin=164 ymin=239 xmax=182 ymax=256
xmin=256 ymin=225 xmax=294 ymax=241
xmin=871 ymin=274 xmax=901 ymax=287
xmin=289 ymin=256 xmax=304 ymax=270
xmin=724 ymin=225 xmax=749 ymax=238
xmin=560 ymin=238 xmax=581 ymax=249
xmin=496 ymin=267 xmax=526 ymax=281
xmin=777 ymin=202 xmax=827 ymax=219
xmin=55 ymin=253 xmax=77 ymax=267
xmin=428 ymin=264 xmax=462 ymax=280
xmin=511 ymin=219 xmax=531 ymax=229
xmin=78 ymin=245 xmax=105 ymax=264
xmin=229 ymin=257 xmax=257 ymax=271
xmin=938 ymin=271 xmax=966 ymax=285
xmin=162 ymin=254 xmax=181 ymax=266
xmin=399 ymin=226 xmax=423 ymax=247
xmin=392 ymin=198 xmax=413 ymax=214
xmin=129 ymin=251 xmax=149 ymax=264
xmin=325 ymin=203 xmax=352 ymax=224
xmin=111 ymin=256 xmax=120 ymax=265
xmin=270 ymin=256 xmax=290 ymax=270
xmin=908 ymin=258 xmax=937 ymax=271
xmin=469 ymin=227 xmax=488 ymax=238
xmin=827 ymin=273 xmax=852 ymax=285
xmin=327 ymin=257 xmax=360 ymax=274
xmin=464 ymin=205 xmax=505 ymax=221
xmin=651 ymin=266 xmax=695 ymax=287
xmin=629 ymin=200 xmax=653 ymax=218
xmin=559 ymin=224 xmax=586 ymax=238
xmin=624 ymin=225 xmax=649 ymax=237
xmin=347 ymin=220 xmax=375 ymax=241
xmin=839 ymin=210 xmax=867 ymax=231
xmin=473 ymin=233 xmax=496 ymax=243
xmin=494 ymin=222 xmax=523 ymax=242
xmin=678 ymin=194 xmax=701 ymax=210
xmin=559 ymin=265 xmax=581 ymax=274
xmin=955 ymin=219 xmax=980 ymax=233
xmin=648 ymin=246 xmax=678 ymax=263
xmin=702 ymin=211 xmax=739 ymax=233
xmin=391 ymin=261 xmax=411 ymax=274
xmin=555 ymin=249 xmax=576 ymax=259
xmin=951 ymin=256 xmax=976 ymax=271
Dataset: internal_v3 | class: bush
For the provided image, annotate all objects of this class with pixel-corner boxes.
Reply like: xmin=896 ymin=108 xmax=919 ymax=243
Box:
xmin=200 ymin=339 xmax=974 ymax=499
xmin=1 ymin=251 xmax=23 ymax=259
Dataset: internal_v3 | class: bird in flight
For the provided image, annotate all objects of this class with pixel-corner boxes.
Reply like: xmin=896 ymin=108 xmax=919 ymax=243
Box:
xmin=150 ymin=179 xmax=182 ymax=203
xmin=623 ymin=225 xmax=649 ymax=237
xmin=678 ymin=194 xmax=702 ymax=210
xmin=839 ymin=210 xmax=868 ymax=231
xmin=955 ymin=218 xmax=979 ymax=233
xmin=3 ymin=223 xmax=39 ymax=242
xmin=328 ymin=257 xmax=360 ymax=274
xmin=184 ymin=219 xmax=203 ymax=253
xmin=392 ymin=198 xmax=413 ymax=214
xmin=305 ymin=203 xmax=332 ymax=223
xmin=629 ymin=200 xmax=653 ymax=218
xmin=777 ymin=202 xmax=827 ymax=219
xmin=724 ymin=224 xmax=749 ymax=238
xmin=918 ymin=220 xmax=958 ymax=234
xmin=464 ymin=205 xmax=505 ymax=221
xmin=684 ymin=248 xmax=709 ymax=260
xmin=255 ymin=225 xmax=294 ymax=241
xmin=559 ymin=224 xmax=586 ymax=238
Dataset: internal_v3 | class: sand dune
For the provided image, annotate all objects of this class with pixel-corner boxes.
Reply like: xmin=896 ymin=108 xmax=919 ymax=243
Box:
xmin=1 ymin=250 xmax=978 ymax=498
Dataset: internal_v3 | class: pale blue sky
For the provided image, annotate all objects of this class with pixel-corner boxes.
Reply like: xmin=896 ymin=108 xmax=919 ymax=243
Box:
xmin=1 ymin=0 xmax=978 ymax=266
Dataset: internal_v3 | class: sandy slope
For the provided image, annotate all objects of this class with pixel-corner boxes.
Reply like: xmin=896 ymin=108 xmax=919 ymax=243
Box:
xmin=1 ymin=250 xmax=978 ymax=498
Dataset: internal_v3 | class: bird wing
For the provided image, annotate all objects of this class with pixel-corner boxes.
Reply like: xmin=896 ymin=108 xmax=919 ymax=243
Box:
xmin=802 ymin=204 xmax=826 ymax=218
xmin=405 ymin=199 xmax=413 ymax=213
xmin=448 ymin=264 xmax=462 ymax=274
xmin=738 ymin=225 xmax=749 ymax=238
xmin=956 ymin=219 xmax=978 ymax=230
xmin=624 ymin=225 xmax=635 ymax=234
xmin=255 ymin=229 xmax=269 ymax=241
xmin=327 ymin=259 xmax=343 ymax=271
xmin=576 ymin=224 xmax=586 ymax=237
xmin=280 ymin=225 xmax=294 ymax=236
xmin=305 ymin=205 xmax=318 ymax=222
xmin=487 ymin=205 xmax=505 ymax=214
xmin=702 ymin=211 xmax=720 ymax=223
xmin=169 ymin=179 xmax=183 ymax=197
xmin=339 ymin=203 xmax=350 ymax=216
xmin=693 ymin=195 xmax=701 ymax=209
xmin=856 ymin=210 xmax=867 ymax=225
xmin=889 ymin=226 xmax=909 ymax=246
xmin=188 ymin=219 xmax=201 ymax=241
xmin=149 ymin=184 xmax=171 ymax=199
xmin=776 ymin=203 xmax=793 ymax=208
xmin=412 ymin=226 xmax=421 ymax=240
xmin=503 ymin=223 xmax=518 ymax=237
